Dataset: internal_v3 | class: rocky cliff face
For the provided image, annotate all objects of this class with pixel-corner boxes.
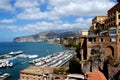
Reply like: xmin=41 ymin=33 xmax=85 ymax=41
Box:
xmin=13 ymin=30 xmax=82 ymax=42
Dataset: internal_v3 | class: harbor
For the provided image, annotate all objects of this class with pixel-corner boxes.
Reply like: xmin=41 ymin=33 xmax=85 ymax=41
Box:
xmin=0 ymin=51 xmax=23 ymax=68
xmin=0 ymin=42 xmax=67 ymax=80
xmin=0 ymin=51 xmax=23 ymax=59
xmin=29 ymin=50 xmax=76 ymax=67
xmin=0 ymin=51 xmax=38 ymax=68
xmin=0 ymin=50 xmax=76 ymax=80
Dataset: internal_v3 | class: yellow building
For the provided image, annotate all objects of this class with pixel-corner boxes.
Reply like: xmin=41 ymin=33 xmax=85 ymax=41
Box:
xmin=20 ymin=66 xmax=67 ymax=80
xmin=81 ymin=30 xmax=88 ymax=36
xmin=90 ymin=16 xmax=107 ymax=33
xmin=20 ymin=66 xmax=54 ymax=80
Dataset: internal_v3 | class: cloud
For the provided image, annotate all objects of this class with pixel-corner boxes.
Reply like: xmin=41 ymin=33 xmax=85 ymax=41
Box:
xmin=48 ymin=0 xmax=115 ymax=16
xmin=15 ymin=0 xmax=115 ymax=20
xmin=17 ymin=8 xmax=49 ymax=20
xmin=0 ymin=0 xmax=13 ymax=11
xmin=0 ymin=0 xmax=116 ymax=33
xmin=4 ymin=17 xmax=92 ymax=33
xmin=14 ymin=0 xmax=40 ymax=9
xmin=0 ymin=19 xmax=16 ymax=23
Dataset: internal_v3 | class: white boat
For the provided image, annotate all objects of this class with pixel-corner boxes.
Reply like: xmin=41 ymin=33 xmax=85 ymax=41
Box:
xmin=0 ymin=73 xmax=11 ymax=80
xmin=28 ymin=55 xmax=38 ymax=58
xmin=8 ymin=51 xmax=23 ymax=55
xmin=29 ymin=50 xmax=76 ymax=67
xmin=17 ymin=54 xmax=38 ymax=59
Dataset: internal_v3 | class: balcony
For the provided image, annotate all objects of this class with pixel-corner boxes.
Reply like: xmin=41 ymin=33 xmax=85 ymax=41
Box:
xmin=109 ymin=27 xmax=116 ymax=36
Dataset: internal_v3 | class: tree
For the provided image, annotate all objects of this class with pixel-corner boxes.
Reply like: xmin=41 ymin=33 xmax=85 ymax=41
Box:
xmin=69 ymin=57 xmax=82 ymax=74
xmin=53 ymin=67 xmax=68 ymax=74
xmin=93 ymin=28 xmax=101 ymax=35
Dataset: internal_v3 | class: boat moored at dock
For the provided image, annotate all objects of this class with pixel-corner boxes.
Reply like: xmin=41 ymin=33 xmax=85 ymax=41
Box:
xmin=29 ymin=50 xmax=76 ymax=67
xmin=0 ymin=73 xmax=11 ymax=80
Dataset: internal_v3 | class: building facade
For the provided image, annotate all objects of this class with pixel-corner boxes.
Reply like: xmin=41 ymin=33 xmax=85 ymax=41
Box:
xmin=20 ymin=66 xmax=54 ymax=80
xmin=90 ymin=16 xmax=107 ymax=33
xmin=80 ymin=3 xmax=120 ymax=61
xmin=20 ymin=66 xmax=67 ymax=80
xmin=105 ymin=3 xmax=120 ymax=29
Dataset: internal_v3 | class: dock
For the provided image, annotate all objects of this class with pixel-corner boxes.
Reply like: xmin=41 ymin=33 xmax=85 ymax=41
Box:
xmin=0 ymin=51 xmax=23 ymax=59
xmin=29 ymin=50 xmax=76 ymax=67
xmin=0 ymin=73 xmax=11 ymax=80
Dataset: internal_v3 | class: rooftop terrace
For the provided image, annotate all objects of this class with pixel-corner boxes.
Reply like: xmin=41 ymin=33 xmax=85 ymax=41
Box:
xmin=20 ymin=66 xmax=54 ymax=75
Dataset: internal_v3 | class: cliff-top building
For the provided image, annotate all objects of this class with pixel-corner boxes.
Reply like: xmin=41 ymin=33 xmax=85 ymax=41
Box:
xmin=90 ymin=16 xmax=107 ymax=33
xmin=80 ymin=3 xmax=120 ymax=61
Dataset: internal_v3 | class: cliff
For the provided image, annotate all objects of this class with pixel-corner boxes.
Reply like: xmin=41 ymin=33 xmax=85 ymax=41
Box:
xmin=13 ymin=30 xmax=82 ymax=42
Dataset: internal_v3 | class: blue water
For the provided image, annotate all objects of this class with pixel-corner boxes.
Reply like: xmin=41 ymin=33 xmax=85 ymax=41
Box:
xmin=0 ymin=42 xmax=67 ymax=80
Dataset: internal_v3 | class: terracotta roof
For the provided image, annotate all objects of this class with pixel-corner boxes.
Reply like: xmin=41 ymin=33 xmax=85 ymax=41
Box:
xmin=86 ymin=71 xmax=107 ymax=80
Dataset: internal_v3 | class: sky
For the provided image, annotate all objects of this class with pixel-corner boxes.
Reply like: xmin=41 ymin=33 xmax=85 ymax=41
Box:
xmin=0 ymin=0 xmax=117 ymax=42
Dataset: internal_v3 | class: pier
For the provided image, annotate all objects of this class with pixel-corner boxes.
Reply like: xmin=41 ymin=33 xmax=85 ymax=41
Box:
xmin=29 ymin=50 xmax=76 ymax=67
xmin=0 ymin=73 xmax=11 ymax=80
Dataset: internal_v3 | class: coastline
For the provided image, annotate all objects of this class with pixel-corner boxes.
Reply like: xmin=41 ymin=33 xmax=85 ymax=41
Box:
xmin=0 ymin=42 xmax=67 ymax=80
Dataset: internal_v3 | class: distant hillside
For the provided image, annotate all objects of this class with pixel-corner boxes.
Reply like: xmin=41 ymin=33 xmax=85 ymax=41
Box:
xmin=13 ymin=30 xmax=82 ymax=42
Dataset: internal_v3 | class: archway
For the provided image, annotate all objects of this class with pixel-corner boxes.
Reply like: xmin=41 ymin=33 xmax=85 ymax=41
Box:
xmin=55 ymin=76 xmax=61 ymax=80
xmin=105 ymin=46 xmax=114 ymax=57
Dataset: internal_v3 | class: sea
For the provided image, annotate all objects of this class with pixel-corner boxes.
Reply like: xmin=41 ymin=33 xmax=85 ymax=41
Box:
xmin=0 ymin=42 xmax=67 ymax=80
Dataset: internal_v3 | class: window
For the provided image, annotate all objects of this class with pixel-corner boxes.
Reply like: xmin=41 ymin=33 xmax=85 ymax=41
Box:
xmin=110 ymin=29 xmax=116 ymax=36
xmin=114 ymin=22 xmax=116 ymax=26
xmin=26 ymin=77 xmax=29 ymax=80
xmin=38 ymin=78 xmax=40 ymax=80
xmin=119 ymin=15 xmax=120 ymax=19
xmin=22 ymin=76 xmax=24 ymax=79
xmin=119 ymin=9 xmax=120 ymax=12
xmin=110 ymin=38 xmax=116 ymax=42
xmin=99 ymin=38 xmax=105 ymax=42
xmin=118 ymin=29 xmax=120 ymax=33
xmin=88 ymin=38 xmax=92 ymax=42
xmin=94 ymin=38 xmax=96 ymax=42
xmin=114 ymin=16 xmax=115 ymax=20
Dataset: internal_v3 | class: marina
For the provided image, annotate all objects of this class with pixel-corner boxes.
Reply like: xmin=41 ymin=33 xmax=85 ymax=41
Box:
xmin=0 ymin=50 xmax=75 ymax=80
xmin=0 ymin=51 xmax=23 ymax=59
xmin=29 ymin=50 xmax=76 ymax=67
xmin=0 ymin=51 xmax=38 ymax=68
xmin=0 ymin=42 xmax=67 ymax=80
xmin=0 ymin=51 xmax=23 ymax=68
xmin=0 ymin=61 xmax=13 ymax=68
xmin=0 ymin=73 xmax=11 ymax=80
xmin=17 ymin=54 xmax=38 ymax=59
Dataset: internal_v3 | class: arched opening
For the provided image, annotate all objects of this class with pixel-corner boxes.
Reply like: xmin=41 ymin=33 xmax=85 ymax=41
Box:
xmin=105 ymin=46 xmax=114 ymax=57
xmin=55 ymin=76 xmax=61 ymax=80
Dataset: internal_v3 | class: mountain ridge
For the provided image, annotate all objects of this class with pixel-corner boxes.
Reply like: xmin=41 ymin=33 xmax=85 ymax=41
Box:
xmin=13 ymin=30 xmax=82 ymax=42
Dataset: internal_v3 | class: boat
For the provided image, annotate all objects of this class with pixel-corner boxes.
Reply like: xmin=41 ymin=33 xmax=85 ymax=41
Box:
xmin=29 ymin=50 xmax=76 ymax=67
xmin=28 ymin=55 xmax=38 ymax=58
xmin=0 ymin=73 xmax=11 ymax=80
xmin=0 ymin=61 xmax=13 ymax=68
xmin=8 ymin=51 xmax=23 ymax=56
xmin=17 ymin=54 xmax=38 ymax=59
xmin=8 ymin=63 xmax=13 ymax=67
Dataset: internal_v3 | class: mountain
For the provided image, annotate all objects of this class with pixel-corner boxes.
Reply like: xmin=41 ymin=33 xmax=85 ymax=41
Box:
xmin=13 ymin=30 xmax=82 ymax=42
